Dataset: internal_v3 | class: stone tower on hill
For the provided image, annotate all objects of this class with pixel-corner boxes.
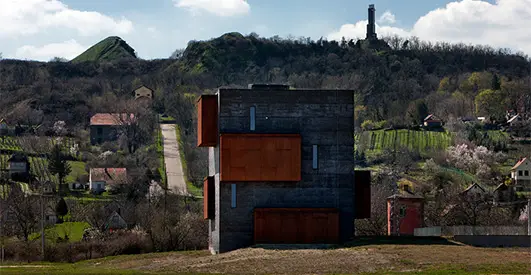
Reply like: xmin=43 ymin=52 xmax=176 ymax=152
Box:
xmin=366 ymin=4 xmax=377 ymax=40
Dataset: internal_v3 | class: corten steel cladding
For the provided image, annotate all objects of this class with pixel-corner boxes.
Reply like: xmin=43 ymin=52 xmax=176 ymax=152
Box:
xmin=203 ymin=176 xmax=215 ymax=220
xmin=197 ymin=95 xmax=218 ymax=147
xmin=354 ymin=170 xmax=371 ymax=219
xmin=220 ymin=134 xmax=302 ymax=182
xmin=254 ymin=208 xmax=339 ymax=244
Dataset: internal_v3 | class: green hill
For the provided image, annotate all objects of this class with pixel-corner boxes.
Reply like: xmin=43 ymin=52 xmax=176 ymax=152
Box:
xmin=71 ymin=36 xmax=137 ymax=63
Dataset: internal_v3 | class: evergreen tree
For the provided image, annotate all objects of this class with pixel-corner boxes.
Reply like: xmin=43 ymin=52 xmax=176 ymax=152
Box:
xmin=491 ymin=73 xmax=501 ymax=90
xmin=55 ymin=197 xmax=68 ymax=223
xmin=48 ymin=144 xmax=71 ymax=195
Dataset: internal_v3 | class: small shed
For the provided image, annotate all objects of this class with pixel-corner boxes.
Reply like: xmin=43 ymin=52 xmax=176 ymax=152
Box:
xmin=387 ymin=191 xmax=424 ymax=236
xmin=104 ymin=211 xmax=127 ymax=232
xmin=423 ymin=114 xmax=443 ymax=128
xmin=8 ymin=153 xmax=30 ymax=179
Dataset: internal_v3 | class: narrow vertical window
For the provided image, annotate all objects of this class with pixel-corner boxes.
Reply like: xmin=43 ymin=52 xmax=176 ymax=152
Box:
xmin=231 ymin=184 xmax=237 ymax=208
xmin=312 ymin=145 xmax=318 ymax=169
xmin=250 ymin=106 xmax=256 ymax=131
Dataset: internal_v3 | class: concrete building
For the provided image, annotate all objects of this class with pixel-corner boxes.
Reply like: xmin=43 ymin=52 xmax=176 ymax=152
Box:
xmin=198 ymin=84 xmax=368 ymax=254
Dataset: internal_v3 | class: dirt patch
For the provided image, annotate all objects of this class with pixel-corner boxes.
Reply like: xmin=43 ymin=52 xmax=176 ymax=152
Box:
xmin=89 ymin=245 xmax=531 ymax=275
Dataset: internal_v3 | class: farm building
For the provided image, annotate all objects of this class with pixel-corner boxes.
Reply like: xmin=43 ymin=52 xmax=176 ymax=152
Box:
xmin=423 ymin=114 xmax=443 ymax=128
xmin=89 ymin=113 xmax=135 ymax=145
xmin=198 ymin=84 xmax=370 ymax=254
xmin=8 ymin=153 xmax=30 ymax=181
xmin=133 ymin=85 xmax=154 ymax=101
xmin=387 ymin=191 xmax=424 ymax=236
xmin=89 ymin=168 xmax=127 ymax=194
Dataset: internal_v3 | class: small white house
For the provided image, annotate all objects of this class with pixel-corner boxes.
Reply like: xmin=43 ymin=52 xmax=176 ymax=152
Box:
xmin=133 ymin=85 xmax=154 ymax=100
xmin=89 ymin=168 xmax=127 ymax=193
xmin=511 ymin=158 xmax=531 ymax=190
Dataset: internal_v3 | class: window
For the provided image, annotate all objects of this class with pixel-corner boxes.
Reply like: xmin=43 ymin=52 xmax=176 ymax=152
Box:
xmin=231 ymin=184 xmax=237 ymax=208
xmin=250 ymin=106 xmax=256 ymax=131
xmin=399 ymin=207 xmax=407 ymax=217
xmin=519 ymin=170 xmax=523 ymax=176
xmin=312 ymin=145 xmax=318 ymax=169
xmin=525 ymin=170 xmax=529 ymax=176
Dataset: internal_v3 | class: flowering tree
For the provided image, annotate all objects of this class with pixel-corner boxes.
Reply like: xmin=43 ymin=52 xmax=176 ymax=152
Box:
xmin=446 ymin=144 xmax=506 ymax=181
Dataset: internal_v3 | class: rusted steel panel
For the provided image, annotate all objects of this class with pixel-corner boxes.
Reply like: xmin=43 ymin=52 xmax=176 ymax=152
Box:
xmin=220 ymin=134 xmax=301 ymax=182
xmin=254 ymin=208 xmax=339 ymax=244
xmin=355 ymin=170 xmax=371 ymax=219
xmin=203 ymin=176 xmax=215 ymax=220
xmin=197 ymin=95 xmax=218 ymax=147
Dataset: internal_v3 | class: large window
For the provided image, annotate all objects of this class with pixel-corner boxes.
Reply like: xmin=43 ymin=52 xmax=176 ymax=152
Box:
xmin=525 ymin=170 xmax=529 ymax=176
xmin=519 ymin=170 xmax=523 ymax=176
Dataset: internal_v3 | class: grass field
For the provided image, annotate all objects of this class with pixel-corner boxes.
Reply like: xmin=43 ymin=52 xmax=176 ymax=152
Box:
xmin=29 ymin=222 xmax=90 ymax=243
xmin=355 ymin=129 xmax=453 ymax=157
xmin=0 ymin=242 xmax=529 ymax=274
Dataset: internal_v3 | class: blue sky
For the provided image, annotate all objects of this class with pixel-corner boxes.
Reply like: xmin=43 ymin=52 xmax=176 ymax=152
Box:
xmin=1 ymin=0 xmax=528 ymax=61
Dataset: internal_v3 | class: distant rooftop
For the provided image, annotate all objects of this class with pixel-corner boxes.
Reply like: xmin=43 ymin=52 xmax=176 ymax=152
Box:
xmin=90 ymin=113 xmax=135 ymax=126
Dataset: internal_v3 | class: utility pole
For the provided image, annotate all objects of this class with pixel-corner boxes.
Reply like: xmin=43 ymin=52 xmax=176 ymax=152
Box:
xmin=40 ymin=179 xmax=45 ymax=260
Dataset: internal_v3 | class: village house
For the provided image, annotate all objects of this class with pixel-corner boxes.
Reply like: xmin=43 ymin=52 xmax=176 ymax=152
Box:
xmin=493 ymin=183 xmax=515 ymax=203
xmin=89 ymin=168 xmax=127 ymax=194
xmin=461 ymin=183 xmax=487 ymax=199
xmin=133 ymin=85 xmax=154 ymax=101
xmin=423 ymin=114 xmax=443 ymax=128
xmin=89 ymin=113 xmax=135 ymax=145
xmin=8 ymin=153 xmax=30 ymax=181
xmin=104 ymin=210 xmax=128 ymax=232
xmin=0 ymin=119 xmax=8 ymax=136
xmin=511 ymin=158 xmax=531 ymax=191
xmin=198 ymin=83 xmax=371 ymax=254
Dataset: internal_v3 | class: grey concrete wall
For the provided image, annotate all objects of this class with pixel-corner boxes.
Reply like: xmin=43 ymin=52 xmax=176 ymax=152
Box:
xmin=415 ymin=226 xmax=528 ymax=237
xmin=210 ymin=88 xmax=355 ymax=253
xmin=453 ymin=235 xmax=531 ymax=247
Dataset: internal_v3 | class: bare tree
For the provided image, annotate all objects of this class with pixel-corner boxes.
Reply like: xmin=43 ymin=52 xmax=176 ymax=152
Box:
xmin=5 ymin=186 xmax=40 ymax=241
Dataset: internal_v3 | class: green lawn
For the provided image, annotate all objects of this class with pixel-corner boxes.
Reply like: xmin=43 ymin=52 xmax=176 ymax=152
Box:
xmin=65 ymin=161 xmax=87 ymax=184
xmin=29 ymin=222 xmax=90 ymax=243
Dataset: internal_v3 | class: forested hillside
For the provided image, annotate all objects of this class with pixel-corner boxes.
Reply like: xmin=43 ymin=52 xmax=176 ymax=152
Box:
xmin=1 ymin=32 xmax=530 ymax=186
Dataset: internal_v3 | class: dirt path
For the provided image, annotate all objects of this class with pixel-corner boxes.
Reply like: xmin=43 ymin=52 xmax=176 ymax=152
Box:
xmin=160 ymin=124 xmax=188 ymax=196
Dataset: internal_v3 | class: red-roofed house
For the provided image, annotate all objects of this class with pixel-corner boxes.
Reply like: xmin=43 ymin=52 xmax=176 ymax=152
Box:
xmin=423 ymin=114 xmax=443 ymax=128
xmin=511 ymin=158 xmax=531 ymax=191
xmin=90 ymin=113 xmax=135 ymax=145
xmin=89 ymin=168 xmax=128 ymax=194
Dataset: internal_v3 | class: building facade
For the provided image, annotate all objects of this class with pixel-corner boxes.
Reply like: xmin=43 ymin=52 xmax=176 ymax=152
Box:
xmin=198 ymin=84 xmax=366 ymax=254
xmin=511 ymin=158 xmax=531 ymax=191
xmin=89 ymin=113 xmax=134 ymax=145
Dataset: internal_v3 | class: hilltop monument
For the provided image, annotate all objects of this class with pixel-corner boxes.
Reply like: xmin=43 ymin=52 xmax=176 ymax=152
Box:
xmin=366 ymin=4 xmax=377 ymax=40
xmin=357 ymin=4 xmax=390 ymax=50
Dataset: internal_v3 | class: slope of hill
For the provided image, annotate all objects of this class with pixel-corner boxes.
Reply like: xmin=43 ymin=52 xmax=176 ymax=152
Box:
xmin=71 ymin=36 xmax=137 ymax=63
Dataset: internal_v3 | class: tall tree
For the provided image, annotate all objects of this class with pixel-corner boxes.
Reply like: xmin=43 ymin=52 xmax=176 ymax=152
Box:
xmin=48 ymin=144 xmax=71 ymax=195
xmin=55 ymin=197 xmax=68 ymax=223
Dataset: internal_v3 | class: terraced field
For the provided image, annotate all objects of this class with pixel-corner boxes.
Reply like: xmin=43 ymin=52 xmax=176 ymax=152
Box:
xmin=355 ymin=129 xmax=453 ymax=156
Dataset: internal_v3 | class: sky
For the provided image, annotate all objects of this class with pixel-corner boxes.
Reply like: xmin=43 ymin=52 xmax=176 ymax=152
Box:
xmin=1 ymin=0 xmax=531 ymax=61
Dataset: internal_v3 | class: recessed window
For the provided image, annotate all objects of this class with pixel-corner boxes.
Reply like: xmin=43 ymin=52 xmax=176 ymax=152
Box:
xmin=399 ymin=207 xmax=407 ymax=217
xmin=519 ymin=171 xmax=523 ymax=176
xmin=250 ymin=106 xmax=256 ymax=131
xmin=312 ymin=145 xmax=318 ymax=169
xmin=525 ymin=170 xmax=529 ymax=176
xmin=231 ymin=184 xmax=237 ymax=208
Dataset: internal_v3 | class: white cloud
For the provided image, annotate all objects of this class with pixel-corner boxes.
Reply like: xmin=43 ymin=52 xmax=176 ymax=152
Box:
xmin=328 ymin=0 xmax=531 ymax=55
xmin=14 ymin=39 xmax=87 ymax=61
xmin=378 ymin=11 xmax=396 ymax=25
xmin=0 ymin=0 xmax=133 ymax=37
xmin=174 ymin=0 xmax=250 ymax=17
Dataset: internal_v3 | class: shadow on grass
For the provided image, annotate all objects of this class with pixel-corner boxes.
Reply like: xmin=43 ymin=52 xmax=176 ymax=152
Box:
xmin=254 ymin=236 xmax=460 ymax=250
